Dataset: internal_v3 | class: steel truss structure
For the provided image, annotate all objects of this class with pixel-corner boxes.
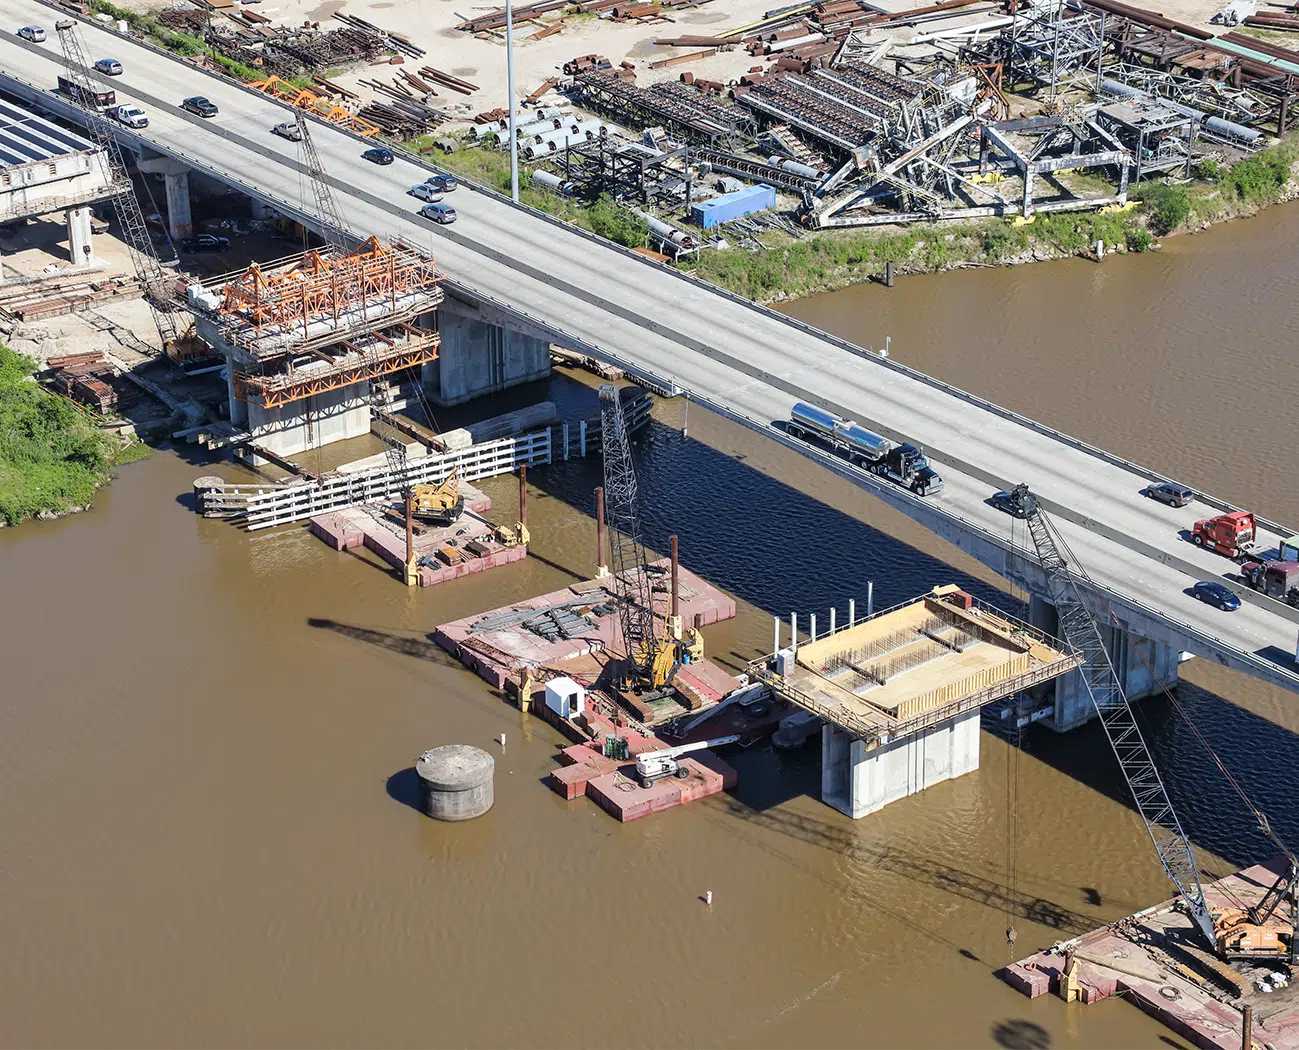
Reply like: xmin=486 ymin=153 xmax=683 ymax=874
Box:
xmin=215 ymin=238 xmax=442 ymax=353
xmin=251 ymin=76 xmax=382 ymax=137
xmin=232 ymin=326 xmax=440 ymax=408
xmin=572 ymin=72 xmax=753 ymax=144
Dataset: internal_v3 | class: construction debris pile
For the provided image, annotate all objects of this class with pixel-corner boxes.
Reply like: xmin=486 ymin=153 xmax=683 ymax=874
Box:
xmin=39 ymin=351 xmax=134 ymax=415
xmin=153 ymin=5 xmax=394 ymax=81
xmin=0 ymin=271 xmax=142 ymax=326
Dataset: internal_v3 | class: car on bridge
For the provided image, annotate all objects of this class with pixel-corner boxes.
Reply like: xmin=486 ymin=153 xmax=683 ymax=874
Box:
xmin=422 ymin=173 xmax=457 ymax=193
xmin=181 ymin=233 xmax=230 ymax=253
xmin=989 ymin=485 xmax=1037 ymax=519
xmin=419 ymin=202 xmax=457 ymax=224
xmin=182 ymin=96 xmax=218 ymax=118
xmin=409 ymin=183 xmax=444 ymax=203
xmin=17 ymin=25 xmax=46 ymax=43
xmin=111 ymin=103 xmax=148 ymax=129
xmin=93 ymin=58 xmax=123 ymax=76
xmin=1145 ymin=481 xmax=1194 ymax=507
xmin=363 ymin=146 xmax=394 ymax=165
xmin=1191 ymin=581 xmax=1241 ymax=612
xmin=271 ymin=121 xmax=301 ymax=141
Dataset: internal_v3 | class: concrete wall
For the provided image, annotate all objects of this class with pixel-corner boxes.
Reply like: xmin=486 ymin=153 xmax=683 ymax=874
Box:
xmin=1029 ymin=595 xmax=1180 ymax=731
xmin=425 ymin=306 xmax=551 ymax=407
xmin=821 ymin=709 xmax=981 ymax=819
xmin=247 ymin=381 xmax=370 ymax=457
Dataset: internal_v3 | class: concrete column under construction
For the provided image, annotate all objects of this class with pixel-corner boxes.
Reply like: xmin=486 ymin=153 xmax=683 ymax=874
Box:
xmin=138 ymin=156 xmax=192 ymax=240
xmin=820 ymin=710 xmax=981 ymax=819
xmin=1028 ymin=596 xmax=1180 ymax=732
xmin=245 ymin=382 xmax=371 ymax=458
xmin=425 ymin=301 xmax=551 ymax=407
xmin=65 ymin=205 xmax=94 ymax=267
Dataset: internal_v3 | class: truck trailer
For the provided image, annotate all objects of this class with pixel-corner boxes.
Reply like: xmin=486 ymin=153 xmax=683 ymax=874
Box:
xmin=787 ymin=403 xmax=943 ymax=496
xmin=1240 ymin=560 xmax=1299 ymax=606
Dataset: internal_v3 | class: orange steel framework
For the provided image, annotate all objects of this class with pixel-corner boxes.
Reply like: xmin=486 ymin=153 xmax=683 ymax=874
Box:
xmin=251 ymin=76 xmax=382 ymax=136
xmin=233 ymin=328 xmax=440 ymax=408
xmin=219 ymin=237 xmax=442 ymax=335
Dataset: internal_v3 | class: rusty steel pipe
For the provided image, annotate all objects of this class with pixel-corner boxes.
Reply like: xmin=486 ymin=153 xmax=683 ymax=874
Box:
xmin=595 ymin=486 xmax=606 ymax=571
xmin=670 ymin=533 xmax=680 ymax=620
xmin=519 ymin=464 xmax=527 ymax=527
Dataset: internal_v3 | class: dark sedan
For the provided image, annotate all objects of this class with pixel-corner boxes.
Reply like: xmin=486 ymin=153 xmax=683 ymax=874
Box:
xmin=181 ymin=233 xmax=230 ymax=253
xmin=182 ymin=96 xmax=218 ymax=118
xmin=363 ymin=146 xmax=394 ymax=165
xmin=990 ymin=485 xmax=1037 ymax=519
xmin=1191 ymin=581 xmax=1241 ymax=611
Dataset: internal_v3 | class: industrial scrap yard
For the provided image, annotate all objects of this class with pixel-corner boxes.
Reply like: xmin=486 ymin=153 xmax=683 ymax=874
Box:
xmin=5 ymin=0 xmax=1299 ymax=1044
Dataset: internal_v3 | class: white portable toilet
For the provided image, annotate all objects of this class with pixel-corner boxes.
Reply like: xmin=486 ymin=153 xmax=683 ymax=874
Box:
xmin=544 ymin=676 xmax=586 ymax=720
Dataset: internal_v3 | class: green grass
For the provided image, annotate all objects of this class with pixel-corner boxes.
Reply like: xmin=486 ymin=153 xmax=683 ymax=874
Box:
xmin=0 ymin=345 xmax=150 ymax=525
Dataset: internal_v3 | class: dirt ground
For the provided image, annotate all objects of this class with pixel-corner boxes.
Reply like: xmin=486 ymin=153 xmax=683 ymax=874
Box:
xmin=110 ymin=0 xmax=1243 ymax=131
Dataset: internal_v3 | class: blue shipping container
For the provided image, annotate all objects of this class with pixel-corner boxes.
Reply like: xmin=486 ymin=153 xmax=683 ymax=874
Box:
xmin=689 ymin=184 xmax=777 ymax=229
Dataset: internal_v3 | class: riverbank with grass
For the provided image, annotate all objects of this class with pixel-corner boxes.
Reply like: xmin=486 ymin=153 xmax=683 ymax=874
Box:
xmin=428 ymin=131 xmax=1299 ymax=303
xmin=0 ymin=346 xmax=152 ymax=527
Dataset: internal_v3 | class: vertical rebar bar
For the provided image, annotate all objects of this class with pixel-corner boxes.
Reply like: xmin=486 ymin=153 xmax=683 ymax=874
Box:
xmin=867 ymin=581 xmax=874 ymax=618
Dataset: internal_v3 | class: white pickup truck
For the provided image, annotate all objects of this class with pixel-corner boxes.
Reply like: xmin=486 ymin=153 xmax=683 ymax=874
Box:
xmin=111 ymin=103 xmax=148 ymax=129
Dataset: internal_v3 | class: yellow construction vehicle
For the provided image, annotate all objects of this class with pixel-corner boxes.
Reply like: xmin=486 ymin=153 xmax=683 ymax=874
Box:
xmin=494 ymin=521 xmax=530 ymax=548
xmin=411 ymin=468 xmax=464 ymax=527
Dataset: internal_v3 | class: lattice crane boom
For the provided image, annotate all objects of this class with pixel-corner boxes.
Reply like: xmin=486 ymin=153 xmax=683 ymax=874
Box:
xmin=53 ymin=18 xmax=179 ymax=349
xmin=599 ymin=384 xmax=660 ymax=682
xmin=295 ymin=114 xmax=350 ymax=254
xmin=1021 ymin=501 xmax=1217 ymax=950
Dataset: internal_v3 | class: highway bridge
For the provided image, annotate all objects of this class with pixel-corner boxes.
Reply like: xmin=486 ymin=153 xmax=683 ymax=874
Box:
xmin=3 ymin=0 xmax=1297 ymax=721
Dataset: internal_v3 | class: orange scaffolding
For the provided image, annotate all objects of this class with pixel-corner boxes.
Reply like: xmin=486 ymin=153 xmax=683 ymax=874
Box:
xmin=219 ymin=237 xmax=442 ymax=336
xmin=233 ymin=326 xmax=440 ymax=408
xmin=251 ymin=76 xmax=382 ymax=137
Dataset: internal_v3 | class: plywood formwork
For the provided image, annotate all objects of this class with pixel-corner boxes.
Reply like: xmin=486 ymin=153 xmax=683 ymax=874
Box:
xmin=755 ymin=586 xmax=1078 ymax=745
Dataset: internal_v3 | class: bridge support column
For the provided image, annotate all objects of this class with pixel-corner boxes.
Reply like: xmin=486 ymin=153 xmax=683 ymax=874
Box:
xmin=1030 ymin=596 xmax=1180 ymax=732
xmin=65 ymin=205 xmax=94 ymax=267
xmin=820 ymin=709 xmax=980 ymax=819
xmin=425 ymin=302 xmax=551 ymax=407
xmin=138 ymin=156 xmax=192 ymax=241
xmin=246 ymin=382 xmax=371 ymax=458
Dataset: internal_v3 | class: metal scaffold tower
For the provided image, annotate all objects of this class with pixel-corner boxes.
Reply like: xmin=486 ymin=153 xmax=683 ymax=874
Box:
xmin=599 ymin=384 xmax=659 ymax=681
xmin=1023 ymin=505 xmax=1216 ymax=948
xmin=53 ymin=18 xmax=180 ymax=350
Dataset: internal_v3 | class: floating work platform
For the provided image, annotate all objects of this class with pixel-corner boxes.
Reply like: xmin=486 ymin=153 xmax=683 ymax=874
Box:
xmin=1001 ymin=857 xmax=1299 ymax=1050
xmin=432 ymin=560 xmax=737 ymax=696
xmin=309 ymin=481 xmax=527 ymax=586
xmin=547 ymin=703 xmax=737 ymax=822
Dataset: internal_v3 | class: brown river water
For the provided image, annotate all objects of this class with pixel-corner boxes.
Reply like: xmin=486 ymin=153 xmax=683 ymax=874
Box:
xmin=4 ymin=205 xmax=1299 ymax=1048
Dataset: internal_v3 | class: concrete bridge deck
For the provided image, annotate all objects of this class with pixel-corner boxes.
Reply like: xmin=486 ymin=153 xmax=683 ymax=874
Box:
xmin=3 ymin=1 xmax=1297 ymax=696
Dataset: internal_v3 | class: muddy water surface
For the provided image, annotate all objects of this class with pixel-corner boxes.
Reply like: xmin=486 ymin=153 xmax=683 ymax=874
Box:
xmin=5 ymin=208 xmax=1299 ymax=1048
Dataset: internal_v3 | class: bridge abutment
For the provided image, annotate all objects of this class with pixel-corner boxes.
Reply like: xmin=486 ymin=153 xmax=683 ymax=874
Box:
xmin=1029 ymin=595 xmax=1180 ymax=731
xmin=821 ymin=710 xmax=981 ymax=819
xmin=424 ymin=298 xmax=551 ymax=407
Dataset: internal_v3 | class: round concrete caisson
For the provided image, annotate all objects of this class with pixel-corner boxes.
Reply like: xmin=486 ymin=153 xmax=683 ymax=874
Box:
xmin=415 ymin=745 xmax=495 ymax=821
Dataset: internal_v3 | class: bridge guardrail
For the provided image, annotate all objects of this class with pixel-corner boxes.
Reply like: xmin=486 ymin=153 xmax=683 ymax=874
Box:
xmin=14 ymin=6 xmax=1294 ymax=543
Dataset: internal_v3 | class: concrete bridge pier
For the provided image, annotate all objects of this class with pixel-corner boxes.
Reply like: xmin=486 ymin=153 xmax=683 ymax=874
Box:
xmin=424 ymin=294 xmax=551 ymax=407
xmin=821 ymin=710 xmax=981 ymax=819
xmin=1028 ymin=596 xmax=1180 ymax=732
xmin=65 ymin=204 xmax=94 ymax=267
xmin=138 ymin=155 xmax=192 ymax=240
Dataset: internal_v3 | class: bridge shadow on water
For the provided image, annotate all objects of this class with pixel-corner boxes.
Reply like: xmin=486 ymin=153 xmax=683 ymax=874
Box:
xmin=529 ymin=414 xmax=1299 ymax=872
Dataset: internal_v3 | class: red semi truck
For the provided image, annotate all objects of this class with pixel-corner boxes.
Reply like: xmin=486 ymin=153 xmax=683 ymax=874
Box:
xmin=1191 ymin=511 xmax=1258 ymax=558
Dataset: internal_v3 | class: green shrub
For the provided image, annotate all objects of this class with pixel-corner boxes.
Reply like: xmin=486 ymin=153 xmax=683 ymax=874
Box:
xmin=1195 ymin=158 xmax=1223 ymax=182
xmin=1136 ymin=182 xmax=1191 ymax=234
xmin=0 ymin=345 xmax=142 ymax=525
xmin=586 ymin=196 xmax=648 ymax=248
xmin=1224 ymin=144 xmax=1296 ymax=203
xmin=1126 ymin=227 xmax=1154 ymax=252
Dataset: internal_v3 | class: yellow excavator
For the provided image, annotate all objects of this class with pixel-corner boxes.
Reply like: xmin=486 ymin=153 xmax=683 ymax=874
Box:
xmin=411 ymin=468 xmax=464 ymax=527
